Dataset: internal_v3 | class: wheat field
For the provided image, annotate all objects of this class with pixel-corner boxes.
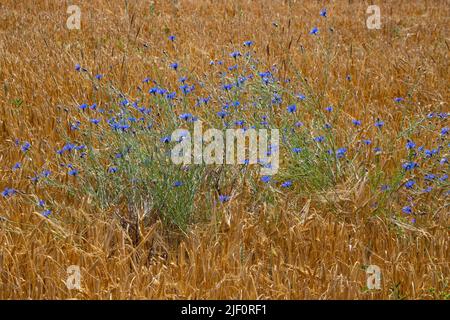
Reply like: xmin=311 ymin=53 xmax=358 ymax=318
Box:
xmin=0 ymin=0 xmax=449 ymax=299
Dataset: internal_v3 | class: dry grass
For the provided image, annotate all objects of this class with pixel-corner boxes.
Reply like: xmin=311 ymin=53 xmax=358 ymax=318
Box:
xmin=0 ymin=0 xmax=449 ymax=299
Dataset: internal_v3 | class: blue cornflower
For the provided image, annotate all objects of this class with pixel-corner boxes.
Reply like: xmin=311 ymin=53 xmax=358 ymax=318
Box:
xmin=149 ymin=87 xmax=159 ymax=94
xmin=75 ymin=64 xmax=81 ymax=71
xmin=406 ymin=140 xmax=416 ymax=149
xmin=402 ymin=206 xmax=412 ymax=214
xmin=374 ymin=147 xmax=382 ymax=153
xmin=336 ymin=147 xmax=347 ymax=159
xmin=325 ymin=105 xmax=333 ymax=112
xmin=259 ymin=71 xmax=272 ymax=84
xmin=352 ymin=119 xmax=361 ymax=126
xmin=375 ymin=120 xmax=384 ymax=128
xmin=90 ymin=118 xmax=101 ymax=125
xmin=12 ymin=162 xmax=21 ymax=170
xmin=179 ymin=113 xmax=193 ymax=121
xmin=180 ymin=84 xmax=195 ymax=95
xmin=441 ymin=127 xmax=448 ymax=136
xmin=38 ymin=199 xmax=45 ymax=207
xmin=1 ymin=188 xmax=16 ymax=198
xmin=166 ymin=92 xmax=176 ymax=100
xmin=272 ymin=93 xmax=282 ymax=105
xmin=405 ymin=180 xmax=415 ymax=189
xmin=79 ymin=103 xmax=88 ymax=110
xmin=219 ymin=195 xmax=230 ymax=203
xmin=402 ymin=161 xmax=418 ymax=171
xmin=63 ymin=143 xmax=77 ymax=152
xmin=170 ymin=62 xmax=179 ymax=70
xmin=42 ymin=209 xmax=51 ymax=218
xmin=160 ymin=136 xmax=171 ymax=143
xmin=320 ymin=8 xmax=327 ymax=17
xmin=222 ymin=83 xmax=233 ymax=91
xmin=108 ymin=167 xmax=118 ymax=174
xmin=157 ymin=88 xmax=168 ymax=95
xmin=41 ymin=170 xmax=51 ymax=178
xmin=310 ymin=27 xmax=319 ymax=35
xmin=70 ymin=121 xmax=81 ymax=130
xmin=440 ymin=174 xmax=448 ymax=181
xmin=424 ymin=174 xmax=435 ymax=181
xmin=168 ymin=35 xmax=176 ymax=41
xmin=394 ymin=97 xmax=404 ymax=103
xmin=75 ymin=145 xmax=85 ymax=152
xmin=237 ymin=76 xmax=247 ymax=86
xmin=314 ymin=136 xmax=325 ymax=143
xmin=68 ymin=169 xmax=78 ymax=176
xmin=363 ymin=139 xmax=372 ymax=145
xmin=324 ymin=123 xmax=332 ymax=129
xmin=230 ymin=51 xmax=241 ymax=59
xmin=58 ymin=143 xmax=75 ymax=154
xmin=381 ymin=184 xmax=390 ymax=191
xmin=217 ymin=110 xmax=228 ymax=119
xmin=297 ymin=94 xmax=306 ymax=101
xmin=95 ymin=74 xmax=103 ymax=80
xmin=423 ymin=187 xmax=433 ymax=193
xmin=243 ymin=40 xmax=254 ymax=47
xmin=261 ymin=176 xmax=271 ymax=183
xmin=173 ymin=181 xmax=183 ymax=187
xmin=292 ymin=147 xmax=303 ymax=154
xmin=21 ymin=142 xmax=31 ymax=152
xmin=281 ymin=180 xmax=292 ymax=188
xmin=287 ymin=104 xmax=296 ymax=113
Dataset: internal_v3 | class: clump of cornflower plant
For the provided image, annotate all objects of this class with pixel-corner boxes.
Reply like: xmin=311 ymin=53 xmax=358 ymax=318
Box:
xmin=5 ymin=28 xmax=447 ymax=233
